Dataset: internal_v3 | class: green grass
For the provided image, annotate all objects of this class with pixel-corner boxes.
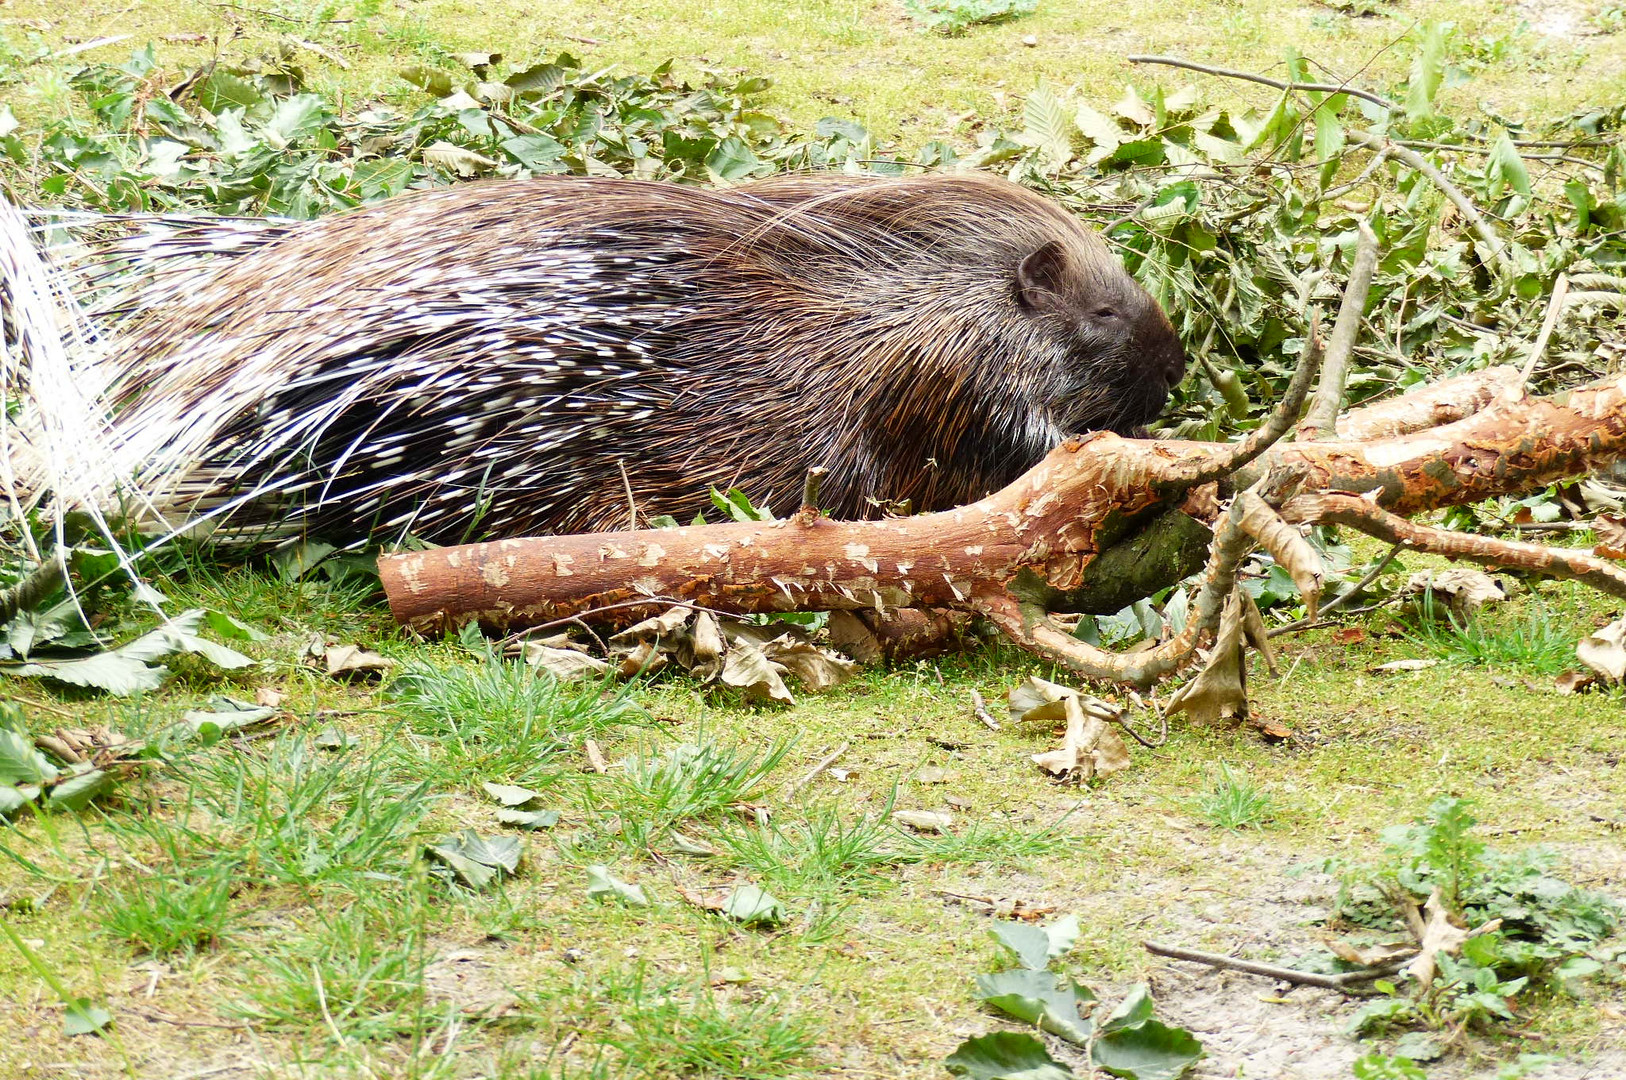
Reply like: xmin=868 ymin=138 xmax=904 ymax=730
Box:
xmin=1398 ymin=601 xmax=1582 ymax=675
xmin=390 ymin=656 xmax=644 ymax=790
xmin=577 ymin=732 xmax=797 ymax=852
xmin=593 ymin=964 xmax=818 ymax=1079
xmin=1190 ymin=762 xmax=1276 ymax=832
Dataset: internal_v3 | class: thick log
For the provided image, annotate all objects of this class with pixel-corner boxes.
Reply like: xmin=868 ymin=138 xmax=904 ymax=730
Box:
xmin=379 ymin=370 xmax=1626 ymax=636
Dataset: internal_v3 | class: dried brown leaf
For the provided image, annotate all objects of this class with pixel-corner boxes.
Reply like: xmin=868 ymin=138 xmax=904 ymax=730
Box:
xmin=1164 ymin=589 xmax=1248 ymax=725
xmin=525 ymin=643 xmax=611 ymax=681
xmin=1405 ymin=888 xmax=1469 ymax=989
xmin=324 ymin=644 xmax=395 ymax=679
xmin=1577 ymin=615 xmax=1626 ymax=684
xmin=719 ymin=641 xmax=795 ymax=705
xmin=1404 ymin=568 xmax=1508 ymax=619
xmin=1594 ymin=513 xmax=1626 ymax=560
xmin=1238 ymin=491 xmax=1324 ymax=620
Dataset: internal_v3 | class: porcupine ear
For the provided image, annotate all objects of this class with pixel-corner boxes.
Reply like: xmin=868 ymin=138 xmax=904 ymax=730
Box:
xmin=1015 ymin=240 xmax=1071 ymax=313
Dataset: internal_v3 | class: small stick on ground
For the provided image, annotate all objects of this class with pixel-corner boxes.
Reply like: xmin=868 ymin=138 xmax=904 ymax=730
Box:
xmin=1144 ymin=941 xmax=1412 ymax=990
xmin=582 ymin=738 xmax=608 ymax=774
xmin=969 ymin=689 xmax=1000 ymax=731
xmin=792 ymin=742 xmax=849 ymax=791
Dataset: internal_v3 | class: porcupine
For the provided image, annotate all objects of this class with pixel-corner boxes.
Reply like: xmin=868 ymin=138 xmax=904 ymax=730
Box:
xmin=10 ymin=172 xmax=1188 ymax=545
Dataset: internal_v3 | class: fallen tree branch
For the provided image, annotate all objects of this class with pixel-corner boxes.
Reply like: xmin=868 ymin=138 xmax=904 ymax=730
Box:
xmin=1333 ymin=365 xmax=1522 ymax=441
xmin=379 ymin=370 xmax=1626 ymax=682
xmin=1297 ymin=492 xmax=1626 ymax=600
xmin=1143 ymin=940 xmax=1412 ymax=990
xmin=1300 ymin=219 xmax=1378 ymax=440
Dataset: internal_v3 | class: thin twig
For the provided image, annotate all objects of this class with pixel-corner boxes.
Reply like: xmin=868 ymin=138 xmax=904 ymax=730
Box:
xmin=1144 ymin=940 xmax=1413 ymax=989
xmin=1348 ymin=131 xmax=1509 ymax=275
xmin=969 ymin=689 xmax=1000 ymax=731
xmin=1125 ymin=55 xmax=1398 ymax=112
xmin=1167 ymin=313 xmax=1323 ymax=489
xmin=1301 ymin=220 xmax=1379 ymax=439
xmin=1270 ymin=542 xmax=1404 ymax=637
xmin=792 ymin=742 xmax=849 ymax=791
xmin=1519 ymin=274 xmax=1570 ymax=389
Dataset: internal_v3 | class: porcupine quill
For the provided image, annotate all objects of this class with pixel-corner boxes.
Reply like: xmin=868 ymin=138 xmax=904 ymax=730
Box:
xmin=2 ymin=172 xmax=1188 ymax=550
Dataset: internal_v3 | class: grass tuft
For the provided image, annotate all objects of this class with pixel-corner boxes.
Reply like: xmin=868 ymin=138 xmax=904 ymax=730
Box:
xmin=583 ymin=733 xmax=795 ymax=850
xmin=596 ymin=965 xmax=816 ymax=1079
xmin=391 ymin=657 xmax=643 ymax=788
xmin=97 ymin=854 xmax=237 ymax=958
xmin=1191 ymin=763 xmax=1275 ymax=832
xmin=1399 ymin=601 xmax=1578 ymax=675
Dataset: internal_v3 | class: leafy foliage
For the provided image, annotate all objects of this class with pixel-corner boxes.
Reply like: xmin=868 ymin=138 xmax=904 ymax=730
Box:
xmin=1337 ymin=797 xmax=1623 ymax=1038
xmin=950 ymin=915 xmax=1204 ymax=1079
xmin=902 ymin=0 xmax=1038 ymax=36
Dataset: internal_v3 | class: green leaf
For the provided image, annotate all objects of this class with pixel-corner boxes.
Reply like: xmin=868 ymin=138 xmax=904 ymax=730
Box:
xmin=1091 ymin=1018 xmax=1204 ymax=1079
xmin=263 ymin=94 xmax=327 ymax=144
xmin=705 ymin=136 xmax=759 ymax=181
xmin=974 ymin=968 xmax=1093 ymax=1045
xmin=1313 ymin=95 xmax=1346 ymax=162
xmin=722 ymin=884 xmax=785 ymax=926
xmin=272 ymin=540 xmax=337 ymax=582
xmin=4 ymin=609 xmax=254 ymax=696
xmin=0 ymin=784 xmax=39 ymax=816
xmin=1406 ymin=22 xmax=1450 ymax=122
xmin=1099 ymin=984 xmax=1156 ymax=1033
xmin=201 ymin=610 xmax=269 ymax=642
xmin=501 ymin=133 xmax=567 ymax=170
xmin=183 ymin=701 xmax=277 ymax=743
xmin=1488 ymin=132 xmax=1532 ymax=198
xmin=991 ymin=915 xmax=1078 ymax=970
xmin=1023 ymin=85 xmax=1074 ymax=164
xmin=64 ymin=997 xmax=113 ymax=1037
xmin=482 ymin=781 xmax=545 ymax=807
xmin=193 ymin=70 xmax=263 ymax=114
xmin=586 ymin=864 xmax=649 ymax=906
xmin=44 ymin=767 xmax=116 ymax=812
xmin=495 ymin=807 xmax=560 ymax=829
xmin=0 ymin=728 xmax=58 ymax=787
xmin=427 ymin=830 xmax=523 ymax=890
xmin=400 ymin=65 xmax=455 ymax=98
xmin=945 ymin=1031 xmax=1074 ymax=1080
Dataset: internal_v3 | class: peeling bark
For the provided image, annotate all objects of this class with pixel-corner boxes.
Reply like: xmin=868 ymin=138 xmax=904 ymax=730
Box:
xmin=378 ymin=369 xmax=1626 ymax=684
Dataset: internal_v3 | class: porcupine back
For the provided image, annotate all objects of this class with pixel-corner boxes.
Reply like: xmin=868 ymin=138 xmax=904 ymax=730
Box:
xmin=19 ymin=172 xmax=1188 ymax=544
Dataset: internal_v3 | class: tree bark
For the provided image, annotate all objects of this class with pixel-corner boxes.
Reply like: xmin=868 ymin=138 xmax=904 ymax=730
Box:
xmin=380 ymin=370 xmax=1626 ymax=646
